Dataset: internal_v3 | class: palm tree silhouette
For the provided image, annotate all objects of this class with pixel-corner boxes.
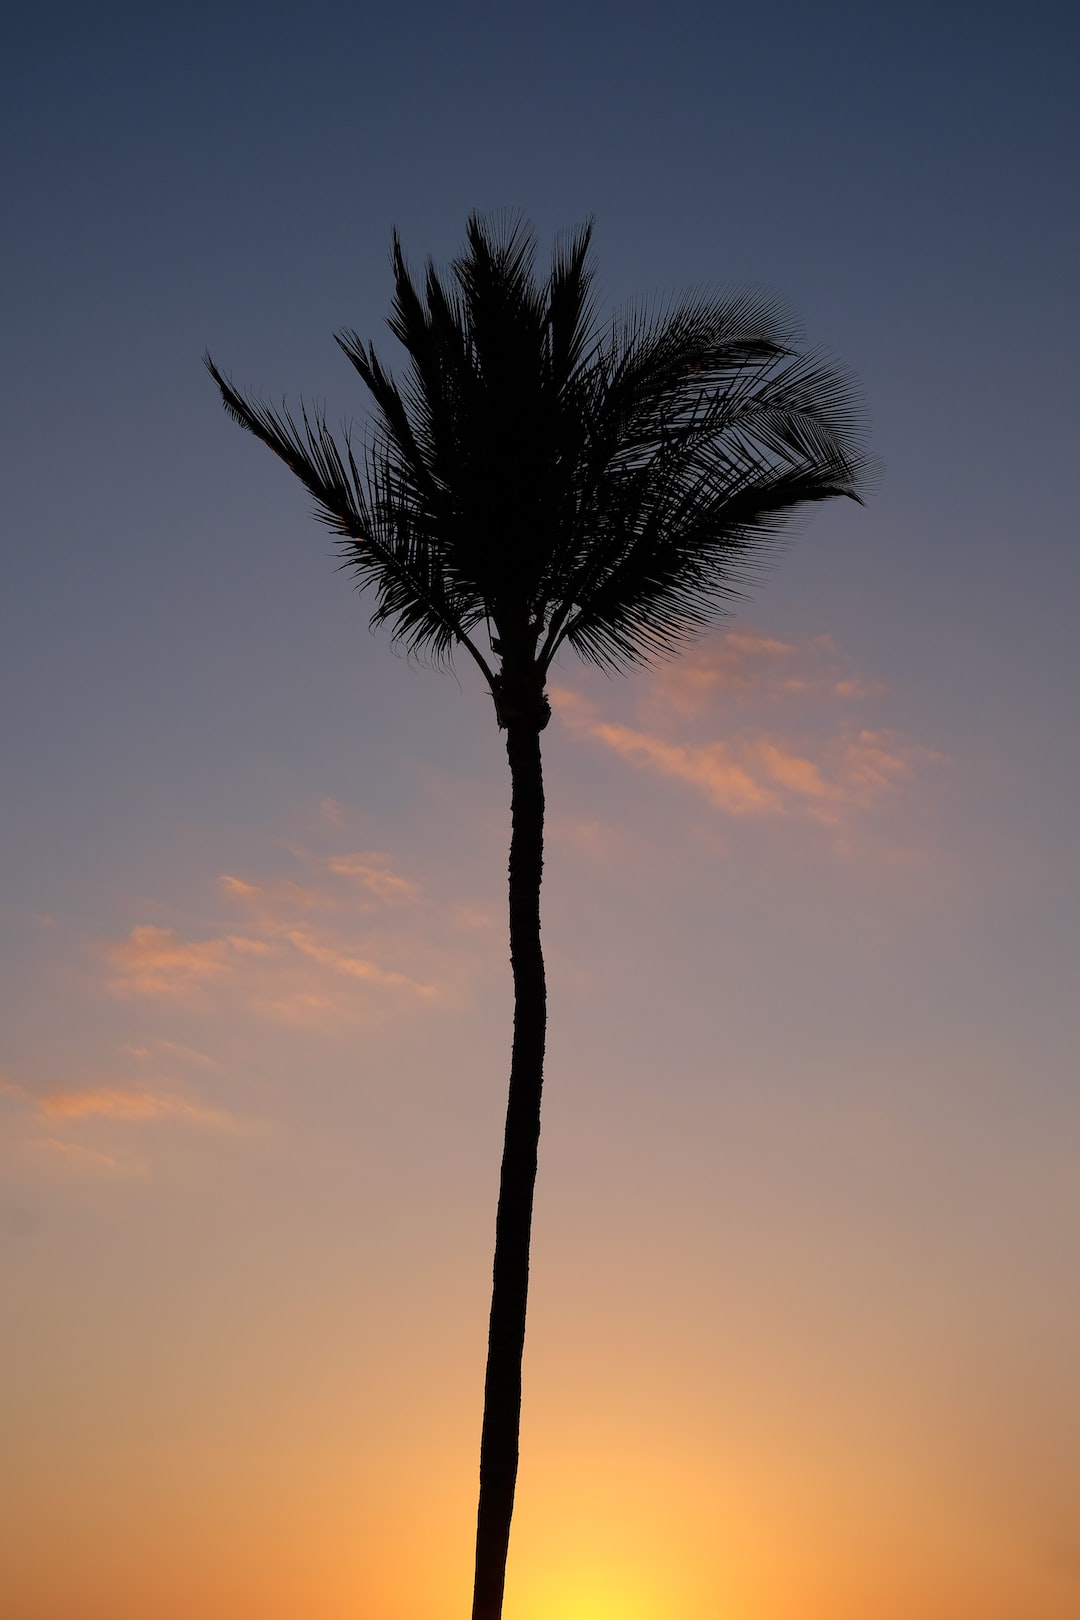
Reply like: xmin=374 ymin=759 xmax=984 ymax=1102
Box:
xmin=206 ymin=214 xmax=868 ymax=1620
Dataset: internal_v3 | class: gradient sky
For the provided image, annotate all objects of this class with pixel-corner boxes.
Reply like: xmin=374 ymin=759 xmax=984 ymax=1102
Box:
xmin=3 ymin=4 xmax=1079 ymax=1618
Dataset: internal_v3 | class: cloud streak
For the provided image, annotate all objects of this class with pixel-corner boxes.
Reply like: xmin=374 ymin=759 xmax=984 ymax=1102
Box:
xmin=551 ymin=629 xmax=926 ymax=829
xmin=39 ymin=1086 xmax=229 ymax=1126
xmin=106 ymin=926 xmax=271 ymax=995
xmin=643 ymin=628 xmax=881 ymax=715
xmin=284 ymin=927 xmax=435 ymax=993
xmin=322 ymin=852 xmax=420 ymax=904
xmin=102 ymin=844 xmax=454 ymax=1020
xmin=31 ymin=1138 xmax=129 ymax=1173
xmin=1 ymin=1071 xmax=241 ymax=1178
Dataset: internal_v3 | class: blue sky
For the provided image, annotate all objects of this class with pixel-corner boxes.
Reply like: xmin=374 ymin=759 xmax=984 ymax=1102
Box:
xmin=5 ymin=1 xmax=1078 ymax=870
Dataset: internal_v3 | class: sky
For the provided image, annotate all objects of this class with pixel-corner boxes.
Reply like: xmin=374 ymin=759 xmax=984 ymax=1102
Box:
xmin=2 ymin=2 xmax=1079 ymax=1617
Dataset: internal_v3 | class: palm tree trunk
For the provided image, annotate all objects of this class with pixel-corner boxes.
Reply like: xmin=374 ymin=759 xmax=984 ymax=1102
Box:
xmin=471 ymin=719 xmax=547 ymax=1620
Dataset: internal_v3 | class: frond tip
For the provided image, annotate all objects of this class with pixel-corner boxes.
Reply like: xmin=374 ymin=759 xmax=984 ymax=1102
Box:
xmin=206 ymin=217 xmax=870 ymax=688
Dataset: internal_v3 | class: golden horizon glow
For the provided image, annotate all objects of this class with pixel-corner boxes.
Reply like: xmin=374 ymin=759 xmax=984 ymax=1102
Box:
xmin=4 ymin=630 xmax=1077 ymax=1620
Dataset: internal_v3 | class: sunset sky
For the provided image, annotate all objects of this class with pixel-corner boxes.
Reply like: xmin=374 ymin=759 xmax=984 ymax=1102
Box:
xmin=3 ymin=4 xmax=1079 ymax=1618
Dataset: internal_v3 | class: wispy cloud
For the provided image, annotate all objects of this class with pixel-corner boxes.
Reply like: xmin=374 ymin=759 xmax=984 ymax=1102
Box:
xmin=102 ymin=843 xmax=453 ymax=1018
xmin=121 ymin=1040 xmax=224 ymax=1070
xmin=219 ymin=874 xmax=331 ymax=913
xmin=644 ymin=628 xmax=881 ymax=715
xmin=5 ymin=813 xmax=496 ymax=1178
xmin=0 ymin=1071 xmax=240 ymax=1178
xmin=106 ymin=925 xmax=271 ymax=995
xmin=551 ymin=628 xmax=927 ymax=831
xmin=31 ymin=1138 xmax=130 ymax=1174
xmin=220 ymin=852 xmax=418 ymax=917
xmin=39 ymin=1086 xmax=230 ymax=1126
xmin=4 ymin=1071 xmax=231 ymax=1127
xmin=104 ymin=919 xmax=436 ymax=1012
xmin=284 ymin=927 xmax=434 ymax=993
xmin=321 ymin=852 xmax=420 ymax=904
xmin=556 ymin=694 xmax=779 ymax=814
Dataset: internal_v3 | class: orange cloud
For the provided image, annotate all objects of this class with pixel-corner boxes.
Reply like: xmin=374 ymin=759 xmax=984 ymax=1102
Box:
xmin=89 ymin=811 xmax=506 ymax=1047
xmin=1 ymin=1074 xmax=238 ymax=1179
xmin=105 ymin=914 xmax=437 ymax=1010
xmin=284 ymin=927 xmax=435 ymax=994
xmin=219 ymin=874 xmax=331 ymax=912
xmin=105 ymin=864 xmax=440 ymax=1017
xmin=751 ymin=739 xmax=832 ymax=800
xmin=587 ymin=717 xmax=780 ymax=815
xmin=39 ymin=1086 xmax=229 ymax=1126
xmin=645 ymin=628 xmax=880 ymax=715
xmin=552 ymin=681 xmax=920 ymax=828
xmin=841 ymin=729 xmax=913 ymax=798
xmin=31 ymin=1138 xmax=128 ymax=1173
xmin=322 ymin=852 xmax=420 ymax=904
xmin=219 ymin=854 xmax=418 ymax=929
xmin=106 ymin=925 xmax=271 ymax=995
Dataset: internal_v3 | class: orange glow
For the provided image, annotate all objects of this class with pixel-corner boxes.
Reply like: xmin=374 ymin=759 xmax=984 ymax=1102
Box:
xmin=4 ymin=634 xmax=1076 ymax=1620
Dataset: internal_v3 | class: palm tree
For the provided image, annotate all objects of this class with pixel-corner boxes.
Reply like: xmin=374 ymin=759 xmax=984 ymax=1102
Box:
xmin=206 ymin=214 xmax=868 ymax=1620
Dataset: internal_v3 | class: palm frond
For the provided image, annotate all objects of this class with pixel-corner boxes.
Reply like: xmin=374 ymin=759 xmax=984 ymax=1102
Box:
xmin=204 ymin=354 xmax=493 ymax=676
xmin=536 ymin=313 xmax=867 ymax=669
xmin=545 ymin=220 xmax=598 ymax=384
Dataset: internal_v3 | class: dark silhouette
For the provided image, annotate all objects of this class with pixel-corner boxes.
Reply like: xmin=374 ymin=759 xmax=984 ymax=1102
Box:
xmin=206 ymin=215 xmax=868 ymax=1620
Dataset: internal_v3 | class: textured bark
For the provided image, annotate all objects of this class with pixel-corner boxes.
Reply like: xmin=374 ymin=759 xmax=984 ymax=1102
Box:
xmin=471 ymin=719 xmax=547 ymax=1620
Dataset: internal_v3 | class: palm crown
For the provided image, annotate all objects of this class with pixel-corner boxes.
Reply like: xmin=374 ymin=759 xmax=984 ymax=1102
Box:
xmin=207 ymin=215 xmax=867 ymax=727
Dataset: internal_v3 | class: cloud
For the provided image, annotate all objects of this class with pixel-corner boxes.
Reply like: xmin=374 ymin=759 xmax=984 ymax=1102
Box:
xmin=4 ymin=1072 xmax=232 ymax=1129
xmin=122 ymin=1041 xmax=223 ymax=1070
xmin=322 ymin=852 xmax=420 ymax=904
xmin=571 ymin=710 xmax=780 ymax=816
xmin=644 ymin=628 xmax=881 ymax=715
xmin=562 ymin=704 xmax=916 ymax=825
xmin=31 ymin=1138 xmax=129 ymax=1174
xmin=551 ymin=628 xmax=924 ymax=831
xmin=284 ymin=927 xmax=435 ymax=994
xmin=105 ymin=915 xmax=437 ymax=1013
xmin=38 ymin=1086 xmax=229 ymax=1126
xmin=751 ymin=739 xmax=831 ymax=800
xmin=219 ymin=874 xmax=331 ymax=913
xmin=102 ymin=840 xmax=444 ymax=1020
xmin=6 ymin=813 xmax=492 ymax=1175
xmin=840 ymin=729 xmax=913 ymax=798
xmin=106 ymin=925 xmax=272 ymax=995
xmin=0 ymin=1073 xmax=239 ymax=1179
xmin=219 ymin=854 xmax=418 ymax=923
